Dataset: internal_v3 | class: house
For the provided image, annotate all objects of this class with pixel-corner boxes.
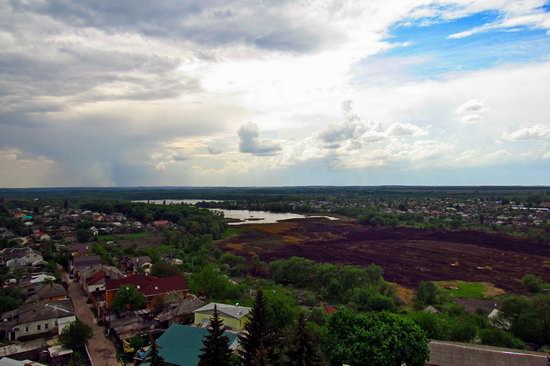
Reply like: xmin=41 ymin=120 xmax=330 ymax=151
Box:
xmin=155 ymin=295 xmax=205 ymax=327
xmin=25 ymin=283 xmax=67 ymax=303
xmin=193 ymin=302 xmax=251 ymax=331
xmin=70 ymin=255 xmax=102 ymax=276
xmin=137 ymin=324 xmax=239 ymax=366
xmin=0 ymin=300 xmax=75 ymax=341
xmin=68 ymin=243 xmax=93 ymax=256
xmin=153 ymin=220 xmax=170 ymax=228
xmin=0 ymin=339 xmax=48 ymax=364
xmin=427 ymin=340 xmax=547 ymax=366
xmin=80 ymin=265 xmax=125 ymax=296
xmin=2 ymin=248 xmax=44 ymax=269
xmin=105 ymin=274 xmax=188 ymax=311
xmin=0 ymin=357 xmax=47 ymax=366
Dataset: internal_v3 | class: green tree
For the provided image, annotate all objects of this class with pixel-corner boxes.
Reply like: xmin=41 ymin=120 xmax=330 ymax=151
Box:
xmin=111 ymin=285 xmax=146 ymax=312
xmin=264 ymin=288 xmax=299 ymax=331
xmin=286 ymin=313 xmax=324 ymax=366
xmin=198 ymin=305 xmax=232 ymax=366
xmin=324 ymin=309 xmax=429 ymax=366
xmin=151 ymin=262 xmax=182 ymax=278
xmin=522 ymin=274 xmax=544 ymax=293
xmin=417 ymin=281 xmax=438 ymax=307
xmin=190 ymin=265 xmax=230 ymax=300
xmin=479 ymin=328 xmax=525 ymax=349
xmin=144 ymin=336 xmax=167 ymax=366
xmin=239 ymin=290 xmax=277 ymax=366
xmin=59 ymin=319 xmax=93 ymax=348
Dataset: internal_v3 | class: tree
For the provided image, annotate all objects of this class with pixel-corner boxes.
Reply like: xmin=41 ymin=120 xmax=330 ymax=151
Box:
xmin=144 ymin=336 xmax=167 ymax=366
xmin=198 ymin=305 xmax=232 ymax=366
xmin=151 ymin=262 xmax=182 ymax=278
xmin=239 ymin=290 xmax=277 ymax=366
xmin=59 ymin=319 xmax=93 ymax=348
xmin=76 ymin=229 xmax=92 ymax=243
xmin=522 ymin=274 xmax=544 ymax=293
xmin=190 ymin=265 xmax=230 ymax=300
xmin=479 ymin=328 xmax=525 ymax=349
xmin=286 ymin=313 xmax=324 ymax=366
xmin=111 ymin=285 xmax=146 ymax=312
xmin=324 ymin=309 xmax=429 ymax=366
xmin=417 ymin=281 xmax=438 ymax=306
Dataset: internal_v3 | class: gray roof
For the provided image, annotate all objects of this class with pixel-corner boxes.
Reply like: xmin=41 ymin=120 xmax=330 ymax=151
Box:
xmin=26 ymin=283 xmax=67 ymax=303
xmin=4 ymin=300 xmax=75 ymax=325
xmin=72 ymin=255 xmax=102 ymax=271
xmin=428 ymin=341 xmax=548 ymax=366
xmin=193 ymin=302 xmax=251 ymax=320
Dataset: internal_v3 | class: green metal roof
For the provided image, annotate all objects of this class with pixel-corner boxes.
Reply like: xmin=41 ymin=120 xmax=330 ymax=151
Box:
xmin=150 ymin=324 xmax=238 ymax=366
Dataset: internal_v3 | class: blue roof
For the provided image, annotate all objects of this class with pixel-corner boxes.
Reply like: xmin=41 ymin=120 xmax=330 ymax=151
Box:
xmin=149 ymin=324 xmax=238 ymax=366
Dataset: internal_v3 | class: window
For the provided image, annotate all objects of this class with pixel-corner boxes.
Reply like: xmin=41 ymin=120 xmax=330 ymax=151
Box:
xmin=45 ymin=323 xmax=49 ymax=330
xmin=37 ymin=325 xmax=41 ymax=331
xmin=25 ymin=326 xmax=29 ymax=332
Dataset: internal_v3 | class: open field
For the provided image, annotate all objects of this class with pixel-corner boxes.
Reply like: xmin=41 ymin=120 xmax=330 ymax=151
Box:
xmin=435 ymin=281 xmax=505 ymax=299
xmin=217 ymin=218 xmax=550 ymax=293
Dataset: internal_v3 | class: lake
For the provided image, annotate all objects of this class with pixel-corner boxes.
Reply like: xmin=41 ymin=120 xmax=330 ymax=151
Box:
xmin=133 ymin=199 xmax=338 ymax=225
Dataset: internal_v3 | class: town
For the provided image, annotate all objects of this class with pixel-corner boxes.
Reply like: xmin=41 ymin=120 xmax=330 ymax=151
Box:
xmin=0 ymin=189 xmax=548 ymax=366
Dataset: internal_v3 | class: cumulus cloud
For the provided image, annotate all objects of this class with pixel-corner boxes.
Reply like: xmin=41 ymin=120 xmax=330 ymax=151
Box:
xmin=503 ymin=124 xmax=550 ymax=141
xmin=238 ymin=122 xmax=282 ymax=156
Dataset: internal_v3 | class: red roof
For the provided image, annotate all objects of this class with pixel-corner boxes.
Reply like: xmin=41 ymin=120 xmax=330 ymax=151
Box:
xmin=323 ymin=304 xmax=337 ymax=315
xmin=86 ymin=270 xmax=106 ymax=285
xmin=154 ymin=220 xmax=170 ymax=227
xmin=106 ymin=274 xmax=188 ymax=296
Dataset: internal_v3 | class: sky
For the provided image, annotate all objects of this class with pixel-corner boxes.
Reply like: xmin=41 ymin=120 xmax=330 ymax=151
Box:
xmin=0 ymin=0 xmax=549 ymax=187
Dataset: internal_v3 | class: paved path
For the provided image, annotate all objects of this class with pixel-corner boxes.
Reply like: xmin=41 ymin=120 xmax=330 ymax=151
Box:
xmin=66 ymin=275 xmax=119 ymax=366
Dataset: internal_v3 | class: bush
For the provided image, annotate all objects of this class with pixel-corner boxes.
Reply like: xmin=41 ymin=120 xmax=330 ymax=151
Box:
xmin=479 ymin=328 xmax=525 ymax=349
xmin=59 ymin=319 xmax=93 ymax=348
xmin=521 ymin=274 xmax=544 ymax=293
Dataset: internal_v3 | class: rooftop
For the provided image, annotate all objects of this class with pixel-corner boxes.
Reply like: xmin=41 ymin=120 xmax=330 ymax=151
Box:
xmin=106 ymin=274 xmax=188 ymax=297
xmin=193 ymin=302 xmax=251 ymax=320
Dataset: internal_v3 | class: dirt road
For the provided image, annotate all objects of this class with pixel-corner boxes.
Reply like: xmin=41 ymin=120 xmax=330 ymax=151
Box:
xmin=66 ymin=276 xmax=119 ymax=366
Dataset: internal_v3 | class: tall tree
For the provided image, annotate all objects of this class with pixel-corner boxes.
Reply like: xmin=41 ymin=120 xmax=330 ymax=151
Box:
xmin=239 ymin=290 xmax=277 ymax=366
xmin=286 ymin=313 xmax=324 ymax=366
xmin=199 ymin=305 xmax=232 ymax=366
xmin=144 ymin=335 xmax=166 ymax=366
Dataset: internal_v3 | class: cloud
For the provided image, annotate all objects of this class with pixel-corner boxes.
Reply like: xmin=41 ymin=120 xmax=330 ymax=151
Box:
xmin=238 ymin=122 xmax=282 ymax=156
xmin=448 ymin=10 xmax=550 ymax=39
xmin=455 ymin=99 xmax=487 ymax=124
xmin=386 ymin=123 xmax=428 ymax=137
xmin=207 ymin=146 xmax=223 ymax=155
xmin=503 ymin=124 xmax=550 ymax=141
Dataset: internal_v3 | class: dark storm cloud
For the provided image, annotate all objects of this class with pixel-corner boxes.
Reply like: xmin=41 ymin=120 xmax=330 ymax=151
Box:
xmin=6 ymin=0 xmax=336 ymax=53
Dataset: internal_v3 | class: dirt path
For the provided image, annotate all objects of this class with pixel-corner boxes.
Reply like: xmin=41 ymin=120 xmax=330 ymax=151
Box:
xmin=66 ymin=275 xmax=119 ymax=366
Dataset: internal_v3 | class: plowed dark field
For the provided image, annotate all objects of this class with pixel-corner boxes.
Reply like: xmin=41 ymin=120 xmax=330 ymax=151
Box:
xmin=218 ymin=218 xmax=550 ymax=293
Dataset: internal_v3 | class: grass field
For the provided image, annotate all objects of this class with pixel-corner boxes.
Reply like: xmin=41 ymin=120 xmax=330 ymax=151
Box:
xmin=222 ymin=227 xmax=242 ymax=239
xmin=435 ymin=281 xmax=505 ymax=299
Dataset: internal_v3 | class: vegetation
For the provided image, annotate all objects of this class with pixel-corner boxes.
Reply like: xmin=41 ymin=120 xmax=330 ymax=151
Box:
xmin=111 ymin=285 xmax=147 ymax=312
xmin=324 ymin=309 xmax=429 ymax=366
xmin=198 ymin=306 xmax=232 ymax=366
xmin=59 ymin=319 xmax=93 ymax=348
xmin=238 ymin=291 xmax=278 ymax=366
xmin=285 ymin=313 xmax=324 ymax=366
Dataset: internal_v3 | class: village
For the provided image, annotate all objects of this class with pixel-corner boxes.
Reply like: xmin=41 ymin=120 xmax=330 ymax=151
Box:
xmin=0 ymin=196 xmax=549 ymax=366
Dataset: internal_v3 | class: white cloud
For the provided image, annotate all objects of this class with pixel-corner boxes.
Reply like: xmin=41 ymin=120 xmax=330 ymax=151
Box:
xmin=386 ymin=123 xmax=428 ymax=137
xmin=503 ymin=124 xmax=550 ymax=141
xmin=455 ymin=99 xmax=487 ymax=124
xmin=238 ymin=122 xmax=282 ymax=156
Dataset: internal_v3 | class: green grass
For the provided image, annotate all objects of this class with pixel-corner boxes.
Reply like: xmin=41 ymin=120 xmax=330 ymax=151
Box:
xmin=222 ymin=227 xmax=242 ymax=239
xmin=435 ymin=281 xmax=487 ymax=299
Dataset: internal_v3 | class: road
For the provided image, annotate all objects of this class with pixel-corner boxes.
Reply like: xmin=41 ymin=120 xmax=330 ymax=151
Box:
xmin=66 ymin=275 xmax=119 ymax=366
